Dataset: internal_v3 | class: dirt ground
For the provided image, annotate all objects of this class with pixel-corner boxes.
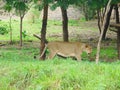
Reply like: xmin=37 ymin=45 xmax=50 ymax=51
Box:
xmin=0 ymin=19 xmax=117 ymax=49
xmin=0 ymin=28 xmax=118 ymax=62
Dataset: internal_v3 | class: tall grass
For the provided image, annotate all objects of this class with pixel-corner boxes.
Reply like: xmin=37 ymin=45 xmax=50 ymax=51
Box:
xmin=0 ymin=48 xmax=120 ymax=90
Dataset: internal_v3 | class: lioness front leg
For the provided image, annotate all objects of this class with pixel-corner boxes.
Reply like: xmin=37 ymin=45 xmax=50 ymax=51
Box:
xmin=76 ymin=55 xmax=81 ymax=61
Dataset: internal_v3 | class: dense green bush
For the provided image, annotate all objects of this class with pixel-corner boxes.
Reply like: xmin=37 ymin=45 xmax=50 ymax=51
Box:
xmin=0 ymin=25 xmax=9 ymax=35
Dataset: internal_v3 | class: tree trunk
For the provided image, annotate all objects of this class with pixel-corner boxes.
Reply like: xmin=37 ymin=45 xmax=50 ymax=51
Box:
xmin=97 ymin=7 xmax=107 ymax=34
xmin=102 ymin=6 xmax=107 ymax=20
xmin=61 ymin=7 xmax=69 ymax=42
xmin=97 ymin=9 xmax=101 ymax=33
xmin=102 ymin=5 xmax=113 ymax=40
xmin=20 ymin=16 xmax=23 ymax=47
xmin=115 ymin=5 xmax=119 ymax=23
xmin=40 ymin=4 xmax=48 ymax=60
xmin=9 ymin=13 xmax=12 ymax=44
xmin=117 ymin=29 xmax=120 ymax=59
xmin=96 ymin=0 xmax=112 ymax=64
xmin=115 ymin=4 xmax=120 ymax=59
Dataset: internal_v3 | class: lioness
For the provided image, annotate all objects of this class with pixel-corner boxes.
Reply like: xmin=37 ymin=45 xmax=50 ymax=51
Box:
xmin=41 ymin=41 xmax=92 ymax=61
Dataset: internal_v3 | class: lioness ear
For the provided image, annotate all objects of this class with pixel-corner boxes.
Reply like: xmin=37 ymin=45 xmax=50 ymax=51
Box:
xmin=85 ymin=45 xmax=88 ymax=48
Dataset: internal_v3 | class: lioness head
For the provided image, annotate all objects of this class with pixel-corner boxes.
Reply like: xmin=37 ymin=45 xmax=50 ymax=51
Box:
xmin=84 ymin=44 xmax=92 ymax=55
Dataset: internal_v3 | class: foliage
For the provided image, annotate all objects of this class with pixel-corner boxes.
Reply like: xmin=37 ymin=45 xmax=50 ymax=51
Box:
xmin=14 ymin=1 xmax=28 ymax=15
xmin=75 ymin=0 xmax=120 ymax=20
xmin=0 ymin=24 xmax=9 ymax=35
xmin=4 ymin=0 xmax=31 ymax=16
xmin=87 ymin=0 xmax=120 ymax=10
xmin=22 ymin=30 xmax=27 ymax=39
xmin=3 ymin=3 xmax=12 ymax=12
xmin=33 ymin=0 xmax=80 ymax=11
xmin=50 ymin=0 xmax=79 ymax=10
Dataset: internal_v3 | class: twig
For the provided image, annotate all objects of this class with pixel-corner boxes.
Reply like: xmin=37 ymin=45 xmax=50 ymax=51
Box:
xmin=33 ymin=34 xmax=48 ymax=43
xmin=109 ymin=27 xmax=118 ymax=33
xmin=33 ymin=34 xmax=41 ymax=40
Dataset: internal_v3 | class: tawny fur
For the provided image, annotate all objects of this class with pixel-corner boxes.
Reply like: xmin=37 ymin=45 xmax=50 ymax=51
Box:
xmin=40 ymin=41 xmax=92 ymax=61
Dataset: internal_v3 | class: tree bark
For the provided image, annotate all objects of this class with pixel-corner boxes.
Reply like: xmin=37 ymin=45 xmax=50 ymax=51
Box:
xmin=102 ymin=5 xmax=113 ymax=40
xmin=40 ymin=3 xmax=48 ymax=60
xmin=19 ymin=8 xmax=25 ymax=47
xmin=115 ymin=5 xmax=119 ymax=23
xmin=61 ymin=7 xmax=69 ymax=42
xmin=115 ymin=4 xmax=120 ymax=59
xmin=20 ymin=16 xmax=23 ymax=47
xmin=97 ymin=9 xmax=101 ymax=33
xmin=96 ymin=0 xmax=112 ymax=64
xmin=117 ymin=29 xmax=120 ymax=59
xmin=9 ymin=13 xmax=12 ymax=44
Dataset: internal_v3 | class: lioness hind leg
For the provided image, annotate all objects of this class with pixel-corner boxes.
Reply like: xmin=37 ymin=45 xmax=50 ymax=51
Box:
xmin=48 ymin=52 xmax=56 ymax=60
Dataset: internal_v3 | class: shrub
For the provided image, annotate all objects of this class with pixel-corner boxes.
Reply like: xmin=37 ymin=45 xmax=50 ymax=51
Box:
xmin=0 ymin=25 xmax=9 ymax=35
xmin=22 ymin=30 xmax=27 ymax=38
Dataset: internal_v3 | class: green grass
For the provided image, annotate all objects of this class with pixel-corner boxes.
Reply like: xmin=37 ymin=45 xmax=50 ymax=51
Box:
xmin=0 ymin=19 xmax=97 ymax=41
xmin=0 ymin=47 xmax=120 ymax=90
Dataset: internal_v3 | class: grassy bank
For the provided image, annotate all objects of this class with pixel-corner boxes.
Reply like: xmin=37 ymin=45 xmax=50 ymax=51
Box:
xmin=0 ymin=48 xmax=120 ymax=90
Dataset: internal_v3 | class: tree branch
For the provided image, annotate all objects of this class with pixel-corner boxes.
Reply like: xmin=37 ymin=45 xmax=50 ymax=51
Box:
xmin=109 ymin=27 xmax=118 ymax=33
xmin=33 ymin=34 xmax=41 ymax=40
xmin=95 ymin=0 xmax=112 ymax=64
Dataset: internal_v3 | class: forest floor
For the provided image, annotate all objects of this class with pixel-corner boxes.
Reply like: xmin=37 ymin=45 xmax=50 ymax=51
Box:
xmin=0 ymin=18 xmax=118 ymax=62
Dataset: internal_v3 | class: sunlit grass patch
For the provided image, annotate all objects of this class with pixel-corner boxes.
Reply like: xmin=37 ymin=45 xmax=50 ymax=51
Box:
xmin=0 ymin=48 xmax=120 ymax=90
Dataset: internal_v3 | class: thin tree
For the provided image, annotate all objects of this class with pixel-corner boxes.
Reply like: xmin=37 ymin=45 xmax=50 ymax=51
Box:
xmin=60 ymin=7 xmax=69 ymax=42
xmin=114 ymin=4 xmax=120 ymax=59
xmin=96 ymin=0 xmax=112 ymax=64
xmin=4 ymin=3 xmax=13 ymax=44
xmin=9 ymin=12 xmax=12 ymax=44
xmin=101 ymin=4 xmax=113 ymax=40
xmin=4 ymin=0 xmax=30 ymax=47
xmin=14 ymin=1 xmax=29 ymax=47
xmin=51 ymin=0 xmax=80 ymax=42
xmin=40 ymin=1 xmax=48 ymax=60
